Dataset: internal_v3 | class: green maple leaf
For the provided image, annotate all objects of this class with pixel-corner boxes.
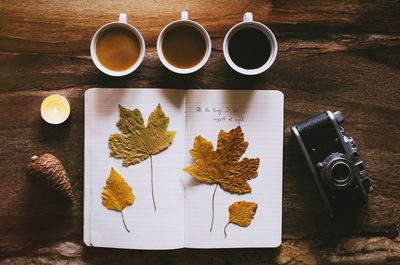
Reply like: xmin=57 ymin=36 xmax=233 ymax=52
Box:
xmin=109 ymin=104 xmax=176 ymax=210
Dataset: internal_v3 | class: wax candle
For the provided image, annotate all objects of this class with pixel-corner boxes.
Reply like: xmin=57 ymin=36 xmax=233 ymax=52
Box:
xmin=40 ymin=95 xmax=70 ymax=124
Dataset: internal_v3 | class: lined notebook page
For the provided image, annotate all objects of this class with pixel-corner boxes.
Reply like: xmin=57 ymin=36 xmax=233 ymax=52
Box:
xmin=184 ymin=90 xmax=284 ymax=248
xmin=84 ymin=88 xmax=185 ymax=250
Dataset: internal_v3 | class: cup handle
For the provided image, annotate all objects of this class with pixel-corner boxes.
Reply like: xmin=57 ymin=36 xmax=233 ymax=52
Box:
xmin=119 ymin=13 xmax=127 ymax=23
xmin=243 ymin=12 xmax=253 ymax=22
xmin=181 ymin=11 xmax=188 ymax=20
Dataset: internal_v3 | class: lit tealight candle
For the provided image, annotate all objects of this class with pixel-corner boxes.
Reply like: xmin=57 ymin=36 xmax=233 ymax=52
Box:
xmin=40 ymin=94 xmax=70 ymax=124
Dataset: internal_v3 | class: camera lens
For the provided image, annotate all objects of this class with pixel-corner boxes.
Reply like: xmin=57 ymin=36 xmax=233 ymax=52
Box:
xmin=319 ymin=153 xmax=355 ymax=190
xmin=331 ymin=162 xmax=351 ymax=182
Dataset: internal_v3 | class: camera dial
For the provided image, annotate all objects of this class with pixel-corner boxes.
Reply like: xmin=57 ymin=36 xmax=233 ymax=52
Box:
xmin=318 ymin=153 xmax=355 ymax=190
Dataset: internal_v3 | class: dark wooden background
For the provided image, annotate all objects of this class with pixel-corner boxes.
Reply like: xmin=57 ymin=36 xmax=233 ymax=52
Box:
xmin=1 ymin=0 xmax=399 ymax=264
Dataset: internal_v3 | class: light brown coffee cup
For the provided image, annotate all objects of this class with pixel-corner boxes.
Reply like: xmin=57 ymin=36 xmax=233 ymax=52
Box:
xmin=157 ymin=11 xmax=212 ymax=74
xmin=90 ymin=13 xmax=145 ymax=77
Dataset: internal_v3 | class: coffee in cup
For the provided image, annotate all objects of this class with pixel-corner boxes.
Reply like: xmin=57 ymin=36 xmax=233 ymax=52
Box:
xmin=223 ymin=12 xmax=277 ymax=75
xmin=90 ymin=13 xmax=145 ymax=76
xmin=157 ymin=11 xmax=211 ymax=74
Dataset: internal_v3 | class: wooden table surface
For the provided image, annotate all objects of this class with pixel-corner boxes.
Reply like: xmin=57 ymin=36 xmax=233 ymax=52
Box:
xmin=1 ymin=1 xmax=399 ymax=264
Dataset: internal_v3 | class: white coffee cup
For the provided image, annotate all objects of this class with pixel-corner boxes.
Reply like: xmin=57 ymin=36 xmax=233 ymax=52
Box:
xmin=90 ymin=13 xmax=145 ymax=77
xmin=223 ymin=12 xmax=277 ymax=75
xmin=157 ymin=11 xmax=211 ymax=74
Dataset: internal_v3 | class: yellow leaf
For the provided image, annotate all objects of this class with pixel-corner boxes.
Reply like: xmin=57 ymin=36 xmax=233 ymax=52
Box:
xmin=183 ymin=126 xmax=259 ymax=194
xmin=109 ymin=104 xmax=176 ymax=210
xmin=102 ymin=168 xmax=135 ymax=232
xmin=183 ymin=126 xmax=259 ymax=231
xmin=224 ymin=201 xmax=258 ymax=238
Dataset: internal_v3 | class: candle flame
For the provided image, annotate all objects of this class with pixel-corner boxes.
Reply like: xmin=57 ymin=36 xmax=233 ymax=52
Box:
xmin=41 ymin=95 xmax=70 ymax=124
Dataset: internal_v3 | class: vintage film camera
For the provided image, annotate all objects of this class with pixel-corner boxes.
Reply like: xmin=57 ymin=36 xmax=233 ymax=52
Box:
xmin=291 ymin=111 xmax=373 ymax=217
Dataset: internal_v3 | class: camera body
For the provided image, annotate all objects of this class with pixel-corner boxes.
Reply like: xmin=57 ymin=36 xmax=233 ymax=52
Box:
xmin=291 ymin=111 xmax=373 ymax=217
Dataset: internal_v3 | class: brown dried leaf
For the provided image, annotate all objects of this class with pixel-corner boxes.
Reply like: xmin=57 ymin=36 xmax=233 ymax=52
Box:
xmin=109 ymin=104 xmax=175 ymax=167
xmin=183 ymin=126 xmax=259 ymax=193
xmin=109 ymin=104 xmax=175 ymax=210
xmin=183 ymin=126 xmax=259 ymax=231
xmin=102 ymin=168 xmax=135 ymax=232
xmin=224 ymin=201 xmax=258 ymax=238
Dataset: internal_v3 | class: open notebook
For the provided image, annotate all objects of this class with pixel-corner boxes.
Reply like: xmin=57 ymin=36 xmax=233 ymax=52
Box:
xmin=84 ymin=88 xmax=284 ymax=249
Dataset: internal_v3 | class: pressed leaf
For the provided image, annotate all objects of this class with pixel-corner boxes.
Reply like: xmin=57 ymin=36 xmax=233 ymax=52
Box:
xmin=102 ymin=168 xmax=135 ymax=232
xmin=224 ymin=201 xmax=258 ymax=238
xmin=183 ymin=126 xmax=259 ymax=231
xmin=109 ymin=104 xmax=176 ymax=210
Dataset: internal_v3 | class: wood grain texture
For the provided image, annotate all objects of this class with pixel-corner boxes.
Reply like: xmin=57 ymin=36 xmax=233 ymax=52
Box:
xmin=0 ymin=0 xmax=399 ymax=264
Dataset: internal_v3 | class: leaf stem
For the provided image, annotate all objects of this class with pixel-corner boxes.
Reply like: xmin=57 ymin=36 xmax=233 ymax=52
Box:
xmin=210 ymin=184 xmax=218 ymax=232
xmin=121 ymin=210 xmax=130 ymax=232
xmin=150 ymin=154 xmax=156 ymax=211
xmin=224 ymin=222 xmax=229 ymax=238
xmin=136 ymin=131 xmax=157 ymax=211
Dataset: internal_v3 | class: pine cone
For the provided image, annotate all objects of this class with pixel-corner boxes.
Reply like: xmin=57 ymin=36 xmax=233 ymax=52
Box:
xmin=26 ymin=153 xmax=74 ymax=203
